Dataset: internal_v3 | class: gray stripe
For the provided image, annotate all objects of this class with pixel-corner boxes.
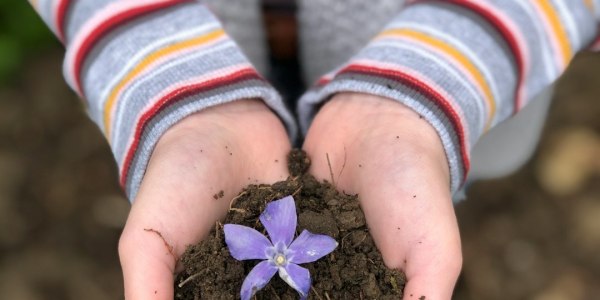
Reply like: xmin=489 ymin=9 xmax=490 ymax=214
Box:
xmin=64 ymin=0 xmax=122 ymax=43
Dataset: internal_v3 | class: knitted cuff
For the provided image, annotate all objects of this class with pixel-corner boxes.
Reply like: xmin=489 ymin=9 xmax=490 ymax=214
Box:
xmin=30 ymin=0 xmax=296 ymax=200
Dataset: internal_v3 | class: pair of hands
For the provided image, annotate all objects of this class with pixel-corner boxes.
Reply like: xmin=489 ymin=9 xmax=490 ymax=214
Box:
xmin=118 ymin=92 xmax=462 ymax=299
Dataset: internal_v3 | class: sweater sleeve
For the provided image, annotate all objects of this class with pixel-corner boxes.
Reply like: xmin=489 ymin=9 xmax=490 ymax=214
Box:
xmin=298 ymin=0 xmax=599 ymax=195
xmin=28 ymin=0 xmax=296 ymax=200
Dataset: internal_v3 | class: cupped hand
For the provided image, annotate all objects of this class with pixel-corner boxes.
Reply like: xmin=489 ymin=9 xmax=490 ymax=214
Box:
xmin=303 ymin=93 xmax=462 ymax=300
xmin=118 ymin=100 xmax=292 ymax=299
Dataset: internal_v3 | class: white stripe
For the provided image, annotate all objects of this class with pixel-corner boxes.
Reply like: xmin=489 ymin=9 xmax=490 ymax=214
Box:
xmin=111 ymin=41 xmax=235 ymax=147
xmin=552 ymin=0 xmax=580 ymax=50
xmin=371 ymin=40 xmax=487 ymax=133
xmin=64 ymin=0 xmax=177 ymax=94
xmin=529 ymin=0 xmax=566 ymax=71
xmin=118 ymin=63 xmax=253 ymax=167
xmin=96 ymin=22 xmax=220 ymax=125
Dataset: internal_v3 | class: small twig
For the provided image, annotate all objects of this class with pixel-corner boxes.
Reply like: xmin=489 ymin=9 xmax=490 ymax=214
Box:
xmin=351 ymin=232 xmax=367 ymax=248
xmin=268 ymin=285 xmax=281 ymax=300
xmin=326 ymin=153 xmax=335 ymax=187
xmin=292 ymin=185 xmax=303 ymax=197
xmin=340 ymin=231 xmax=352 ymax=249
xmin=229 ymin=191 xmax=247 ymax=210
xmin=337 ymin=145 xmax=347 ymax=182
xmin=311 ymin=287 xmax=324 ymax=300
xmin=215 ymin=221 xmax=223 ymax=240
xmin=325 ymin=292 xmax=331 ymax=300
xmin=143 ymin=228 xmax=177 ymax=262
xmin=229 ymin=208 xmax=247 ymax=213
xmin=390 ymin=275 xmax=399 ymax=292
xmin=178 ymin=272 xmax=202 ymax=288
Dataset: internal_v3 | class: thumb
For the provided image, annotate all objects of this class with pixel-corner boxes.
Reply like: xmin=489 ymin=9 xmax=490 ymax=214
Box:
xmin=400 ymin=218 xmax=462 ymax=300
xmin=119 ymin=214 xmax=178 ymax=300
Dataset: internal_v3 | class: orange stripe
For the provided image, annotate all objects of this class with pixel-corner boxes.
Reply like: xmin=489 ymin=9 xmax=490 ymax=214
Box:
xmin=103 ymin=28 xmax=225 ymax=137
xmin=378 ymin=28 xmax=495 ymax=130
xmin=536 ymin=0 xmax=573 ymax=65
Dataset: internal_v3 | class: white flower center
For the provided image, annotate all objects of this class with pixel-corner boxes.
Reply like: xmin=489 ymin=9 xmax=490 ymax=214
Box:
xmin=275 ymin=254 xmax=286 ymax=266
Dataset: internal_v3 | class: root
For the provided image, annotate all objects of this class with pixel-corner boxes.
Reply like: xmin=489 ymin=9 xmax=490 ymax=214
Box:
xmin=229 ymin=191 xmax=247 ymax=211
xmin=351 ymin=232 xmax=367 ymax=248
xmin=340 ymin=231 xmax=353 ymax=249
xmin=178 ymin=272 xmax=203 ymax=288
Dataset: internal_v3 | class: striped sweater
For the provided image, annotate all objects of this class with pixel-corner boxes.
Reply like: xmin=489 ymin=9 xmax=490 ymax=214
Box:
xmin=29 ymin=0 xmax=599 ymax=200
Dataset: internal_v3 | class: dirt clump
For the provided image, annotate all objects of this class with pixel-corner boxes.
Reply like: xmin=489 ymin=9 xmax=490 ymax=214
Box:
xmin=175 ymin=149 xmax=405 ymax=299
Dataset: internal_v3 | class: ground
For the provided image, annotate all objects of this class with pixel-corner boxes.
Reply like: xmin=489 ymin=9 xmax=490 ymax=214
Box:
xmin=0 ymin=49 xmax=598 ymax=299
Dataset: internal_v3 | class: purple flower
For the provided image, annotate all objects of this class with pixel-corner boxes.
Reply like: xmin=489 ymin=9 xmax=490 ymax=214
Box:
xmin=224 ymin=195 xmax=338 ymax=300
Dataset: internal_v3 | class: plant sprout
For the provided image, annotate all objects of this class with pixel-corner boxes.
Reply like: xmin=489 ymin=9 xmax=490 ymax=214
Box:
xmin=224 ymin=195 xmax=338 ymax=300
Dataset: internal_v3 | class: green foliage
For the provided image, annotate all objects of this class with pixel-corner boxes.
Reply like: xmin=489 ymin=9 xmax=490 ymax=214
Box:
xmin=0 ymin=0 xmax=57 ymax=84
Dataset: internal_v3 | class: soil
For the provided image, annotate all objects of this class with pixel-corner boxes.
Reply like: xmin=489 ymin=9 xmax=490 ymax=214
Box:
xmin=174 ymin=149 xmax=406 ymax=300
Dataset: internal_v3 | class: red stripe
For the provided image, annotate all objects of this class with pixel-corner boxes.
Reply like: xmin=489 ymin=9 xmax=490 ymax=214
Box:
xmin=56 ymin=0 xmax=71 ymax=42
xmin=415 ymin=0 xmax=526 ymax=113
xmin=119 ymin=68 xmax=261 ymax=187
xmin=316 ymin=77 xmax=330 ymax=86
xmin=339 ymin=64 xmax=470 ymax=179
xmin=73 ymin=0 xmax=191 ymax=96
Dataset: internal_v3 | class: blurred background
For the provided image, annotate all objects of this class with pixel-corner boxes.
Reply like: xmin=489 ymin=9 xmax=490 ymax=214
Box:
xmin=0 ymin=1 xmax=599 ymax=299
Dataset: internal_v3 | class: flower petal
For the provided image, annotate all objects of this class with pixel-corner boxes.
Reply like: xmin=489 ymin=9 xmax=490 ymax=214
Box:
xmin=224 ymin=224 xmax=272 ymax=260
xmin=240 ymin=260 xmax=278 ymax=300
xmin=288 ymin=230 xmax=338 ymax=264
xmin=259 ymin=195 xmax=297 ymax=246
xmin=278 ymin=263 xmax=311 ymax=299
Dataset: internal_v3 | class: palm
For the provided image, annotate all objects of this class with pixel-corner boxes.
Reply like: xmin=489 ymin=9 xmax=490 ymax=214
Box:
xmin=303 ymin=93 xmax=462 ymax=300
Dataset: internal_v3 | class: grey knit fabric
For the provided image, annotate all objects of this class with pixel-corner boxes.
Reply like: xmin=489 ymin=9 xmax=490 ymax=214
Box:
xmin=297 ymin=0 xmax=406 ymax=84
xmin=203 ymin=0 xmax=269 ymax=75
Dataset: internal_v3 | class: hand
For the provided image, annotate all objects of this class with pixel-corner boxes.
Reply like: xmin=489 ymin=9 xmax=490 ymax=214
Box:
xmin=303 ymin=93 xmax=462 ymax=300
xmin=118 ymin=100 xmax=291 ymax=299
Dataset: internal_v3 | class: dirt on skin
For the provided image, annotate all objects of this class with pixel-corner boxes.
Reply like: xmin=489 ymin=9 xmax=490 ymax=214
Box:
xmin=174 ymin=149 xmax=406 ymax=299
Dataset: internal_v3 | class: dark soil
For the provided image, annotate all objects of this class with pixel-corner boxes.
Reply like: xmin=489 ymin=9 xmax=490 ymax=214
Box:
xmin=174 ymin=149 xmax=405 ymax=299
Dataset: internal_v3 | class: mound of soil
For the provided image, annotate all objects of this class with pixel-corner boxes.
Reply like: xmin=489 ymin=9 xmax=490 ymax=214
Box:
xmin=174 ymin=149 xmax=405 ymax=299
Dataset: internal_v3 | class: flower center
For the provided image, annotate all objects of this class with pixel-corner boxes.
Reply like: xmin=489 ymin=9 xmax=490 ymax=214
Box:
xmin=274 ymin=254 xmax=286 ymax=266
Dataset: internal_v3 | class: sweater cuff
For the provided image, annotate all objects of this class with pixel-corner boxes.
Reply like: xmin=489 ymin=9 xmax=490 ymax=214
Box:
xmin=32 ymin=1 xmax=296 ymax=200
xmin=299 ymin=69 xmax=467 ymax=196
